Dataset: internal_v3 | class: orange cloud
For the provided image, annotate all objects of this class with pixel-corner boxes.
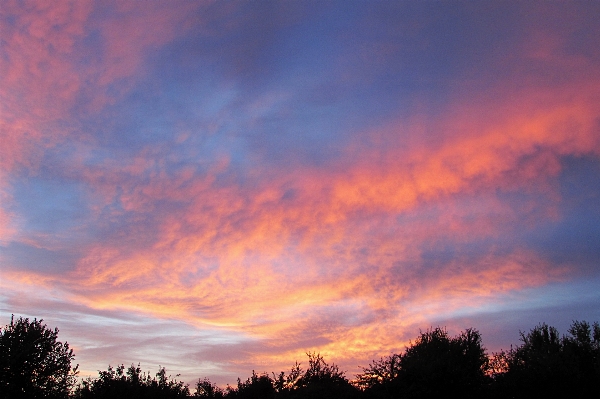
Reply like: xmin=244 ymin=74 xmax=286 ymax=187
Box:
xmin=2 ymin=0 xmax=600 ymax=383
xmin=25 ymin=70 xmax=592 ymax=370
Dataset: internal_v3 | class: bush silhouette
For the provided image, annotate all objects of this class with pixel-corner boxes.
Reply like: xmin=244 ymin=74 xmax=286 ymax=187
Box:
xmin=291 ymin=353 xmax=357 ymax=399
xmin=194 ymin=377 xmax=225 ymax=398
xmin=220 ymin=353 xmax=357 ymax=399
xmin=232 ymin=371 xmax=276 ymax=399
xmin=74 ymin=364 xmax=189 ymax=399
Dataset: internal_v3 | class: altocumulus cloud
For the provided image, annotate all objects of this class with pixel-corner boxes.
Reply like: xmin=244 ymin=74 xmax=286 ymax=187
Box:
xmin=1 ymin=0 xmax=600 ymax=385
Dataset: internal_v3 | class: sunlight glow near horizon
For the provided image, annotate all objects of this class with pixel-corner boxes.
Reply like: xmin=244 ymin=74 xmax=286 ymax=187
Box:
xmin=1 ymin=0 xmax=600 ymax=386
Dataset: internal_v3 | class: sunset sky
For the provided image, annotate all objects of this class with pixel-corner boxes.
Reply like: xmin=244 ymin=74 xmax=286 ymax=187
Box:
xmin=1 ymin=0 xmax=600 ymax=386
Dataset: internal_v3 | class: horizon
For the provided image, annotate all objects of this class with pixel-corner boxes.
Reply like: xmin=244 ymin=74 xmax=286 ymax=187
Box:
xmin=1 ymin=0 xmax=600 ymax=387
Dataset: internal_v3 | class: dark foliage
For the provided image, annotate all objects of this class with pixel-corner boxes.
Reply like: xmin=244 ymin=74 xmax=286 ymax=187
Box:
xmin=287 ymin=353 xmax=357 ymax=399
xmin=491 ymin=321 xmax=600 ymax=397
xmin=355 ymin=354 xmax=400 ymax=392
xmin=400 ymin=327 xmax=487 ymax=397
xmin=4 ymin=314 xmax=600 ymax=399
xmin=358 ymin=327 xmax=489 ymax=399
xmin=231 ymin=371 xmax=276 ymax=399
xmin=0 ymin=315 xmax=78 ymax=399
xmin=74 ymin=364 xmax=189 ymax=399
xmin=194 ymin=377 xmax=225 ymax=398
xmin=218 ymin=353 xmax=357 ymax=399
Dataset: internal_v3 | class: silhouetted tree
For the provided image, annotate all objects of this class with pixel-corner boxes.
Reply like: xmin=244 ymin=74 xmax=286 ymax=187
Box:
xmin=275 ymin=361 xmax=303 ymax=393
xmin=232 ymin=371 xmax=275 ymax=399
xmin=74 ymin=363 xmax=189 ymax=399
xmin=8 ymin=314 xmax=600 ymax=399
xmin=194 ymin=377 xmax=225 ymax=398
xmin=355 ymin=354 xmax=400 ymax=398
xmin=398 ymin=327 xmax=488 ymax=398
xmin=288 ymin=353 xmax=357 ymax=399
xmin=494 ymin=321 xmax=600 ymax=397
xmin=357 ymin=327 xmax=489 ymax=398
xmin=562 ymin=320 xmax=600 ymax=391
xmin=0 ymin=315 xmax=78 ymax=399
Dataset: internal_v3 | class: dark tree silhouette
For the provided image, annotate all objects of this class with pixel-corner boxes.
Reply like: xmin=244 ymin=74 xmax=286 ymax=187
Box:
xmin=357 ymin=327 xmax=489 ymax=399
xmin=0 ymin=315 xmax=78 ymax=399
xmin=232 ymin=371 xmax=276 ymax=399
xmin=5 ymin=314 xmax=599 ymax=399
xmin=194 ymin=377 xmax=225 ymax=398
xmin=286 ymin=353 xmax=357 ymax=399
xmin=202 ymin=353 xmax=357 ymax=399
xmin=563 ymin=320 xmax=600 ymax=392
xmin=397 ymin=327 xmax=488 ymax=398
xmin=493 ymin=321 xmax=600 ymax=397
xmin=355 ymin=354 xmax=401 ymax=398
xmin=296 ymin=353 xmax=347 ymax=387
xmin=274 ymin=361 xmax=302 ymax=393
xmin=74 ymin=363 xmax=189 ymax=399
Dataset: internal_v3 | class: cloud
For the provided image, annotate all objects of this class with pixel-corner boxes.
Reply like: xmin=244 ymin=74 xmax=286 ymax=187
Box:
xmin=7 ymin=67 xmax=598 ymax=355
xmin=2 ymin=0 xmax=600 ymax=385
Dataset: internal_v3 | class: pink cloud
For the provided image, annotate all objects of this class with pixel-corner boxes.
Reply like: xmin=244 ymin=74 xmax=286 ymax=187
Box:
xmin=0 ymin=1 xmax=218 ymax=246
xmin=29 ymin=66 xmax=594 ymax=353
xmin=2 ymin=0 xmax=599 ymax=383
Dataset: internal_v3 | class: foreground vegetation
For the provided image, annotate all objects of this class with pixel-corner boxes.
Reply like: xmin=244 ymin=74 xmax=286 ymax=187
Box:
xmin=1 ymin=315 xmax=599 ymax=398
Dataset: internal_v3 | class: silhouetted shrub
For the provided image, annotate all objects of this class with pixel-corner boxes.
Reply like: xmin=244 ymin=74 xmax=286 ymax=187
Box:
xmin=194 ymin=377 xmax=225 ymax=398
xmin=74 ymin=363 xmax=189 ymax=399
xmin=291 ymin=353 xmax=357 ymax=399
xmin=221 ymin=353 xmax=357 ymax=399
xmin=231 ymin=371 xmax=275 ymax=399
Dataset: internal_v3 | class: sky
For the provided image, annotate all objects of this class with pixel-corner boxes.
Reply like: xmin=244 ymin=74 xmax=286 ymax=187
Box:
xmin=1 ymin=0 xmax=600 ymax=386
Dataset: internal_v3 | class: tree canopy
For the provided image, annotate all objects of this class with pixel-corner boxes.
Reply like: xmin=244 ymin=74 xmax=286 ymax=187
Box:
xmin=491 ymin=321 xmax=600 ymax=397
xmin=357 ymin=327 xmax=489 ymax=398
xmin=0 ymin=315 xmax=78 ymax=399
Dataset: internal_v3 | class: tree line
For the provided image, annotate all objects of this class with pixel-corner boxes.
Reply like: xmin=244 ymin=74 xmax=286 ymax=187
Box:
xmin=1 ymin=315 xmax=599 ymax=398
